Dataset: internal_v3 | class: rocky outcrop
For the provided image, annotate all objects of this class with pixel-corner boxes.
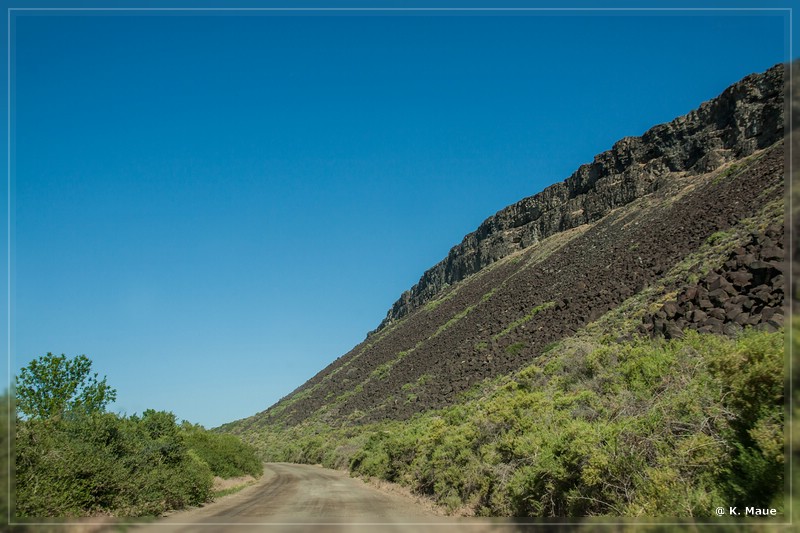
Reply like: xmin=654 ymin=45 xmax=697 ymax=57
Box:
xmin=377 ymin=64 xmax=785 ymax=332
xmin=269 ymin=141 xmax=784 ymax=425
xmin=224 ymin=65 xmax=786 ymax=430
xmin=641 ymin=226 xmax=785 ymax=339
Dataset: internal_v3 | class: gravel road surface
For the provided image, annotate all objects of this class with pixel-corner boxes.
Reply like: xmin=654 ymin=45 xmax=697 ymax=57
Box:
xmin=132 ymin=462 xmax=450 ymax=532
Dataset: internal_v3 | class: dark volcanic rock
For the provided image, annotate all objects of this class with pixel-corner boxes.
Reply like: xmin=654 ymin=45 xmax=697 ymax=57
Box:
xmin=277 ymin=141 xmax=784 ymax=425
xmin=229 ymin=64 xmax=786 ymax=429
xmin=662 ymin=301 xmax=679 ymax=318
xmin=376 ymin=64 xmax=784 ymax=332
xmin=728 ymin=271 xmax=753 ymax=287
xmin=643 ymin=227 xmax=785 ymax=339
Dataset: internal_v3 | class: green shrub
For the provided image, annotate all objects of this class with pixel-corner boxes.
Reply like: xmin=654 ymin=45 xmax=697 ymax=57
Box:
xmin=184 ymin=425 xmax=263 ymax=478
xmin=505 ymin=342 xmax=526 ymax=356
xmin=493 ymin=302 xmax=555 ymax=340
xmin=239 ymin=328 xmax=785 ymax=518
xmin=16 ymin=410 xmax=214 ymax=518
xmin=370 ymin=360 xmax=396 ymax=381
xmin=14 ymin=355 xmax=217 ymax=517
xmin=435 ymin=305 xmax=477 ymax=337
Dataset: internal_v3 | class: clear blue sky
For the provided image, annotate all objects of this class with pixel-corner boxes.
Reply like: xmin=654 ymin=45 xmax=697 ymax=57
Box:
xmin=1 ymin=1 xmax=792 ymax=428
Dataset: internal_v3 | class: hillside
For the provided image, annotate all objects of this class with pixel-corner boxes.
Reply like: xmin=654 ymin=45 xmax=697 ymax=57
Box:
xmin=376 ymin=63 xmax=784 ymax=330
xmin=225 ymin=63 xmax=784 ymax=427
xmin=219 ymin=64 xmax=787 ymax=517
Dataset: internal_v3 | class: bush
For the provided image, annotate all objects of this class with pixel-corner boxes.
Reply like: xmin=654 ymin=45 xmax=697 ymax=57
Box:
xmin=16 ymin=410 xmax=214 ymax=517
xmin=238 ymin=328 xmax=785 ymax=518
xmin=13 ymin=353 xmax=266 ymax=518
xmin=184 ymin=425 xmax=263 ymax=479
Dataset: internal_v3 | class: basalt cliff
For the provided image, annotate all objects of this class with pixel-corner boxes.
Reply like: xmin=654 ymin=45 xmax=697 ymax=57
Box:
xmin=378 ymin=64 xmax=784 ymax=331
xmin=225 ymin=63 xmax=786 ymax=430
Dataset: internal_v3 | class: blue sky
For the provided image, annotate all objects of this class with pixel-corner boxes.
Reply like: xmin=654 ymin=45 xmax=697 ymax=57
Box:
xmin=1 ymin=1 xmax=792 ymax=427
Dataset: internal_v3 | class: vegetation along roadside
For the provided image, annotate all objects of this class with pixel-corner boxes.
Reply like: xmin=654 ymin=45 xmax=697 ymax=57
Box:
xmin=12 ymin=352 xmax=262 ymax=518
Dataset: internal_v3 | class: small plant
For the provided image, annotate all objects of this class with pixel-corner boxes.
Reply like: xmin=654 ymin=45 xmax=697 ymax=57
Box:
xmin=434 ymin=305 xmax=477 ymax=337
xmin=505 ymin=342 xmax=526 ymax=356
xmin=332 ymin=384 xmax=364 ymax=406
xmin=724 ymin=162 xmax=740 ymax=175
xmin=400 ymin=373 xmax=432 ymax=394
xmin=415 ymin=374 xmax=432 ymax=387
xmin=705 ymin=230 xmax=731 ymax=246
xmin=213 ymin=480 xmax=255 ymax=499
xmin=370 ymin=361 xmax=396 ymax=381
xmin=713 ymin=162 xmax=741 ymax=184
xmin=494 ymin=302 xmax=556 ymax=340
xmin=425 ymin=299 xmax=444 ymax=312
xmin=424 ymin=284 xmax=458 ymax=312
xmin=541 ymin=341 xmax=559 ymax=354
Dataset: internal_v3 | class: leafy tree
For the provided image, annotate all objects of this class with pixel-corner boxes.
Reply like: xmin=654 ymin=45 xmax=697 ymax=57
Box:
xmin=15 ymin=353 xmax=116 ymax=420
xmin=13 ymin=356 xmax=247 ymax=517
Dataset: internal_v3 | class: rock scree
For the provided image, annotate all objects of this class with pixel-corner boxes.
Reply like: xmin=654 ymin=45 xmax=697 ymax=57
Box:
xmin=224 ymin=63 xmax=786 ymax=430
xmin=376 ymin=63 xmax=784 ymax=333
xmin=641 ymin=226 xmax=785 ymax=339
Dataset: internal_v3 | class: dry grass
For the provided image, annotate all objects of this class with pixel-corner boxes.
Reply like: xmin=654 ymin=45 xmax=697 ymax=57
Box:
xmin=361 ymin=475 xmax=454 ymax=516
xmin=212 ymin=474 xmax=257 ymax=496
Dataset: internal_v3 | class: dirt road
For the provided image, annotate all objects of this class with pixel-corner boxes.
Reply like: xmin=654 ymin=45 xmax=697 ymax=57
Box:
xmin=132 ymin=463 xmax=447 ymax=532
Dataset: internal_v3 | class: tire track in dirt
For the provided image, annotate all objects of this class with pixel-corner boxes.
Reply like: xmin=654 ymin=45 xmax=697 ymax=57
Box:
xmin=131 ymin=463 xmax=444 ymax=533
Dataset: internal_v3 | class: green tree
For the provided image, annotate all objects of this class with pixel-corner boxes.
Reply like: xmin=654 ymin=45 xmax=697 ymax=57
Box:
xmin=15 ymin=353 xmax=116 ymax=420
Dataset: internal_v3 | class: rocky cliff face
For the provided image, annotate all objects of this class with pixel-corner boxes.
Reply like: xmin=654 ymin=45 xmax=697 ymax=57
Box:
xmin=224 ymin=63 xmax=786 ymax=429
xmin=377 ymin=64 xmax=785 ymax=332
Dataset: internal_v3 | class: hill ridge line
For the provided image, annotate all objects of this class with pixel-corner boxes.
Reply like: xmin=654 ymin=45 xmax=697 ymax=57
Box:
xmin=375 ymin=63 xmax=784 ymax=333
